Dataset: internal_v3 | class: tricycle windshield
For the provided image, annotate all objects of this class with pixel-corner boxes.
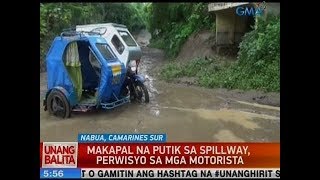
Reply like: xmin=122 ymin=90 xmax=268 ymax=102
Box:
xmin=95 ymin=43 xmax=116 ymax=61
xmin=118 ymin=30 xmax=137 ymax=47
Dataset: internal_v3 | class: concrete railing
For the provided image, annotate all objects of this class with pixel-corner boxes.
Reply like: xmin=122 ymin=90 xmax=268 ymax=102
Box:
xmin=208 ymin=3 xmax=250 ymax=12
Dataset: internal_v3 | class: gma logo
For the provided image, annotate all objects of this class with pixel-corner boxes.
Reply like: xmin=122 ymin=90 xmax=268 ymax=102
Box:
xmin=236 ymin=6 xmax=265 ymax=16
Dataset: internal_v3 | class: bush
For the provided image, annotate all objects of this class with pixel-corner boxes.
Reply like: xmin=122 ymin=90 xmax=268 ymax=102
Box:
xmin=159 ymin=15 xmax=280 ymax=92
xmin=238 ymin=15 xmax=280 ymax=74
xmin=235 ymin=15 xmax=280 ymax=91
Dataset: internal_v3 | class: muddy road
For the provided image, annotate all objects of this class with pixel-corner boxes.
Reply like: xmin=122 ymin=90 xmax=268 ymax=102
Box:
xmin=40 ymin=30 xmax=280 ymax=142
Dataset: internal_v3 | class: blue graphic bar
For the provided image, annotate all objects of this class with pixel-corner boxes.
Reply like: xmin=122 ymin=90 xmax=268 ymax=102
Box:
xmin=40 ymin=168 xmax=81 ymax=179
xmin=78 ymin=133 xmax=167 ymax=143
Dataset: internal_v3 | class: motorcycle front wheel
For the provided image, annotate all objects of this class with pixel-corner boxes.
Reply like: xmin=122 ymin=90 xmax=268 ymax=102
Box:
xmin=135 ymin=82 xmax=149 ymax=103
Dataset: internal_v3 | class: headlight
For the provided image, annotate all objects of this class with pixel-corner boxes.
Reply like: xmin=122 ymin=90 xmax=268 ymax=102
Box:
xmin=130 ymin=66 xmax=136 ymax=72
xmin=129 ymin=60 xmax=137 ymax=72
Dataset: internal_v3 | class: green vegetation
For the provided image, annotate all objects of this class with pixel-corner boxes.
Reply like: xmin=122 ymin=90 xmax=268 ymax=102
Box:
xmin=160 ymin=57 xmax=231 ymax=81
xmin=146 ymin=3 xmax=213 ymax=58
xmin=160 ymin=15 xmax=280 ymax=92
xmin=40 ymin=3 xmax=148 ymax=61
xmin=41 ymin=3 xmax=280 ymax=92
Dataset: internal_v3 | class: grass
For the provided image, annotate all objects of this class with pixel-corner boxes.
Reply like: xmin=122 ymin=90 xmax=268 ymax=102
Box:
xmin=159 ymin=57 xmax=279 ymax=92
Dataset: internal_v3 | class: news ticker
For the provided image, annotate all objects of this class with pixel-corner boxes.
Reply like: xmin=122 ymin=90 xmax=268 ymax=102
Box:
xmin=40 ymin=168 xmax=280 ymax=179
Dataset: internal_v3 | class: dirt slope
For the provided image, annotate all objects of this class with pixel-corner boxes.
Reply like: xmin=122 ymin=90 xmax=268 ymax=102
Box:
xmin=176 ymin=30 xmax=216 ymax=62
xmin=176 ymin=29 xmax=238 ymax=62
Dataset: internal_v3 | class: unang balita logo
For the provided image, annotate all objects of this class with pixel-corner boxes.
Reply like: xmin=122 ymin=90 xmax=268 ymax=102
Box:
xmin=42 ymin=142 xmax=78 ymax=168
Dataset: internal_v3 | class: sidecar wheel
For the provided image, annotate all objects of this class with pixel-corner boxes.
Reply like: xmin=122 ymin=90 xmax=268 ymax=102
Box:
xmin=47 ymin=90 xmax=71 ymax=118
xmin=135 ymin=82 xmax=149 ymax=103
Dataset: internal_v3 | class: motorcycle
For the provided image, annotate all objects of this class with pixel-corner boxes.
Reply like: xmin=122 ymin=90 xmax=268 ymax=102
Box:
xmin=122 ymin=59 xmax=149 ymax=103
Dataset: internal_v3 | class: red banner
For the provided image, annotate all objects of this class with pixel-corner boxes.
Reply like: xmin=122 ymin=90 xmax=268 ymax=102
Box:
xmin=40 ymin=143 xmax=279 ymax=168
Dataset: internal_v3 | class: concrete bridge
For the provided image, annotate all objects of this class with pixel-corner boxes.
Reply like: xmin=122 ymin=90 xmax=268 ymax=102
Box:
xmin=208 ymin=2 xmax=280 ymax=48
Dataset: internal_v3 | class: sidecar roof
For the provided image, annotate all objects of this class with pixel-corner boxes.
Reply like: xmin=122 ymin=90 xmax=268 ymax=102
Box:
xmin=46 ymin=34 xmax=107 ymax=62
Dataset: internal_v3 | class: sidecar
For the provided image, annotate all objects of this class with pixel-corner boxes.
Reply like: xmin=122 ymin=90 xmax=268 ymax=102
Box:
xmin=43 ymin=30 xmax=130 ymax=118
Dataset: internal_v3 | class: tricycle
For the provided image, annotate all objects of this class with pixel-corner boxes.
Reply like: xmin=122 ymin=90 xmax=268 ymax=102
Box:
xmin=43 ymin=29 xmax=149 ymax=118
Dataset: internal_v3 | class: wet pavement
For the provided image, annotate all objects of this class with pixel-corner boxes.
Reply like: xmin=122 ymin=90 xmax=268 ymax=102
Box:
xmin=40 ymin=30 xmax=280 ymax=142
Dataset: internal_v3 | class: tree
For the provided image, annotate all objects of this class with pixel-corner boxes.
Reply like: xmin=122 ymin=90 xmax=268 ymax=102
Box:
xmin=40 ymin=3 xmax=148 ymax=63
